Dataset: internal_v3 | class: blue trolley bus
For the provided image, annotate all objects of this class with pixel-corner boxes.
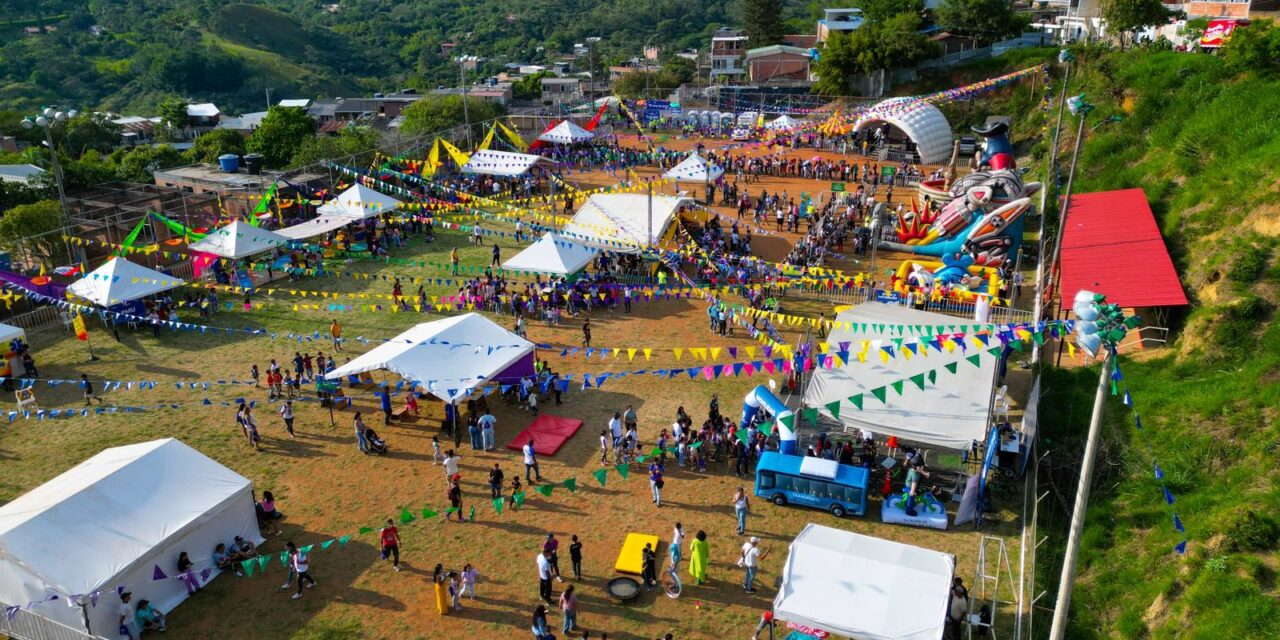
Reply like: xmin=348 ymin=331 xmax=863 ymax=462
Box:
xmin=754 ymin=452 xmax=869 ymax=518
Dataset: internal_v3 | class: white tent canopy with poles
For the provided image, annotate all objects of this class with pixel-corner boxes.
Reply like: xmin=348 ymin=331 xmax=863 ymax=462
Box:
xmin=560 ymin=193 xmax=692 ymax=251
xmin=463 ymin=149 xmax=553 ymax=177
xmin=276 ymin=215 xmax=358 ymax=241
xmin=501 ymin=232 xmax=597 ymax=276
xmin=773 ymin=523 xmax=954 ymax=640
xmin=66 ymin=258 xmax=185 ymax=306
xmin=316 ymin=184 xmax=402 ymax=219
xmin=767 ymin=114 xmax=803 ymax=130
xmin=537 ymin=120 xmax=595 ymax=144
xmin=324 ymin=313 xmax=535 ymax=404
xmin=663 ymin=152 xmax=725 ymax=182
xmin=187 ymin=220 xmax=289 ymax=259
xmin=0 ymin=439 xmax=261 ymax=639
xmin=803 ymin=302 xmax=998 ymax=451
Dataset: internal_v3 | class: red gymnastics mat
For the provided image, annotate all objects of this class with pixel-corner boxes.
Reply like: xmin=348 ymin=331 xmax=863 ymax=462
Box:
xmin=504 ymin=415 xmax=584 ymax=456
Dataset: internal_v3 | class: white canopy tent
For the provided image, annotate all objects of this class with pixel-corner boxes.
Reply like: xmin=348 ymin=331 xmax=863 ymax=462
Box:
xmin=463 ymin=149 xmax=552 ymax=177
xmin=187 ymin=220 xmax=289 ymax=258
xmin=773 ymin=524 xmax=954 ymax=640
xmin=853 ymin=97 xmax=954 ymax=165
xmin=537 ymin=120 xmax=595 ymax=144
xmin=767 ymin=114 xmax=803 ymax=130
xmin=560 ymin=193 xmax=692 ymax=251
xmin=316 ymin=184 xmax=402 ymax=219
xmin=276 ymin=215 xmax=357 ymax=240
xmin=803 ymin=302 xmax=998 ymax=450
xmin=0 ymin=439 xmax=261 ymax=638
xmin=67 ymin=258 xmax=184 ymax=306
xmin=501 ymin=233 xmax=596 ymax=276
xmin=325 ymin=313 xmax=534 ymax=404
xmin=663 ymin=152 xmax=725 ymax=182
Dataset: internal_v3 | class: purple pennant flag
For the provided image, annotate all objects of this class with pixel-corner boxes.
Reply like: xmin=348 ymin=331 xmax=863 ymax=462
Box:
xmin=116 ymin=586 xmax=126 ymax=597
xmin=152 ymin=565 xmax=169 ymax=581
xmin=5 ymin=606 xmax=18 ymax=621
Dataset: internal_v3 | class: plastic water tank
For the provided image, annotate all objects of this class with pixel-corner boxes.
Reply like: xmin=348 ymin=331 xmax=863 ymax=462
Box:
xmin=218 ymin=154 xmax=240 ymax=173
xmin=243 ymin=153 xmax=264 ymax=175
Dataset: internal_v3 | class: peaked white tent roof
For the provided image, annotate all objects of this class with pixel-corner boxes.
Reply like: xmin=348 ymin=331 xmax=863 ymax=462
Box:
xmin=67 ymin=258 xmax=185 ymax=306
xmin=560 ymin=193 xmax=692 ymax=252
xmin=773 ymin=524 xmax=954 ymax=640
xmin=0 ymin=439 xmax=260 ymax=637
xmin=463 ymin=149 xmax=552 ymax=177
xmin=663 ymin=153 xmax=725 ymax=182
xmin=803 ymin=302 xmax=997 ymax=450
xmin=767 ymin=114 xmax=803 ymax=130
xmin=537 ymin=120 xmax=595 ymax=144
xmin=853 ymin=97 xmax=954 ymax=165
xmin=501 ymin=232 xmax=596 ymax=275
xmin=187 ymin=220 xmax=289 ymax=258
xmin=325 ymin=313 xmax=534 ymax=403
xmin=316 ymin=184 xmax=402 ymax=219
xmin=276 ymin=214 xmax=357 ymax=240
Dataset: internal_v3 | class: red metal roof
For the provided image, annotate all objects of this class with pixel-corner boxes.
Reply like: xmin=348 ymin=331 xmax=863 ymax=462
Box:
xmin=1058 ymin=188 xmax=1188 ymax=308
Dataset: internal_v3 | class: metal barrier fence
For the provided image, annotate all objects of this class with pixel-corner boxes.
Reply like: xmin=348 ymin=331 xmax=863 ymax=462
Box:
xmin=0 ymin=603 xmax=103 ymax=640
xmin=775 ymin=284 xmax=1035 ymax=325
xmin=4 ymin=305 xmax=68 ymax=335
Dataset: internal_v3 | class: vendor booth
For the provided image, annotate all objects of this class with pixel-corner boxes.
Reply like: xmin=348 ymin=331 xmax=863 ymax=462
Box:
xmin=0 ymin=439 xmax=261 ymax=639
xmin=560 ymin=193 xmax=693 ymax=250
xmin=324 ymin=313 xmax=534 ymax=404
xmin=501 ymin=232 xmax=596 ymax=277
xmin=0 ymin=323 xmax=27 ymax=379
xmin=66 ymin=258 xmax=185 ymax=307
xmin=773 ymin=524 xmax=954 ymax=640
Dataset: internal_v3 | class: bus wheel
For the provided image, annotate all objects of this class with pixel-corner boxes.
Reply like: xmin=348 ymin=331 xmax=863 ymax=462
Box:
xmin=772 ymin=494 xmax=788 ymax=506
xmin=830 ymin=504 xmax=846 ymax=518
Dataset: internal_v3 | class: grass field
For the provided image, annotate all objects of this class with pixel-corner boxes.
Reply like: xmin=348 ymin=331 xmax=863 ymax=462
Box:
xmin=2 ymin=156 xmax=1030 ymax=639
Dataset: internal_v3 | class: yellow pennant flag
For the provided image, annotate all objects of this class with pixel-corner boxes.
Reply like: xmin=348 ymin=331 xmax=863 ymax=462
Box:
xmin=673 ymin=348 xmax=683 ymax=361
xmin=627 ymin=348 xmax=636 ymax=361
xmin=642 ymin=348 xmax=652 ymax=361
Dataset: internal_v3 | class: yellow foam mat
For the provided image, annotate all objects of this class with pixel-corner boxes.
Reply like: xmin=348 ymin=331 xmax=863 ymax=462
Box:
xmin=614 ymin=533 xmax=660 ymax=575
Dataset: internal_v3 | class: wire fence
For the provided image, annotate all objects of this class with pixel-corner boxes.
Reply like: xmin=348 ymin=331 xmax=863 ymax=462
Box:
xmin=772 ymin=283 xmax=1035 ymax=325
xmin=0 ymin=603 xmax=103 ymax=640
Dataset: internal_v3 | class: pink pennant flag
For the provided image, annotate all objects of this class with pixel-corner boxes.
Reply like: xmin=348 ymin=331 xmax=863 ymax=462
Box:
xmin=743 ymin=362 xmax=755 ymax=376
xmin=763 ymin=360 xmax=776 ymax=374
xmin=702 ymin=366 xmax=714 ymax=380
xmin=783 ymin=359 xmax=793 ymax=373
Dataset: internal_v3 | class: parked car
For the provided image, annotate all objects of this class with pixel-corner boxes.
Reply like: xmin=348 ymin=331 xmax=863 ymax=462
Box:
xmin=731 ymin=127 xmax=753 ymax=141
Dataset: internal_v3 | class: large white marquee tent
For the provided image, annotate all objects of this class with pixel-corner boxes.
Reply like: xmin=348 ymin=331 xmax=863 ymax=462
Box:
xmin=852 ymin=97 xmax=954 ymax=165
xmin=316 ymin=184 xmax=402 ymax=219
xmin=501 ymin=233 xmax=596 ymax=276
xmin=0 ymin=439 xmax=261 ymax=638
xmin=560 ymin=193 xmax=692 ymax=251
xmin=537 ymin=120 xmax=594 ymax=144
xmin=663 ymin=153 xmax=725 ymax=182
xmin=67 ymin=258 xmax=184 ymax=307
xmin=463 ymin=149 xmax=552 ymax=177
xmin=773 ymin=523 xmax=954 ymax=640
xmin=325 ymin=313 xmax=535 ymax=404
xmin=803 ymin=302 xmax=998 ymax=451
xmin=187 ymin=220 xmax=289 ymax=259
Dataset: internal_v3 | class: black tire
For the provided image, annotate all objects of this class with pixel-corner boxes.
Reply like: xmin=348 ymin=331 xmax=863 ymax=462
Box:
xmin=772 ymin=493 xmax=787 ymax=506
xmin=830 ymin=504 xmax=846 ymax=518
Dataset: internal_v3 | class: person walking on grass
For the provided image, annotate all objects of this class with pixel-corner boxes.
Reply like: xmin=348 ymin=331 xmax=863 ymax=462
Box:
xmin=689 ymin=530 xmax=709 ymax=586
xmin=544 ymin=533 xmax=564 ymax=583
xmin=379 ymin=519 xmax=401 ymax=572
xmin=287 ymin=541 xmax=316 ymax=600
xmin=488 ymin=463 xmax=505 ymax=500
xmin=581 ymin=318 xmax=591 ymax=349
xmin=446 ymin=475 xmax=465 ymax=522
xmin=537 ymin=549 xmax=554 ymax=603
xmin=733 ymin=486 xmax=751 ymax=535
xmin=479 ymin=409 xmax=497 ymax=451
xmin=669 ymin=522 xmax=684 ymax=572
xmin=523 ymin=439 xmax=543 ymax=483
xmin=329 ymin=319 xmax=342 ymax=351
xmin=81 ymin=373 xmax=103 ymax=406
xmin=433 ymin=564 xmax=450 ymax=615
xmin=278 ymin=401 xmax=296 ymax=438
xmin=569 ymin=535 xmax=583 ymax=580
xmin=740 ymin=536 xmax=760 ymax=593
xmin=450 ymin=247 xmax=460 ymax=276
xmin=559 ymin=584 xmax=579 ymax=634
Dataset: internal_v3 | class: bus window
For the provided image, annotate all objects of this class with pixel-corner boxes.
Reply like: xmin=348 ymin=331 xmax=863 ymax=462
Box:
xmin=792 ymin=478 xmax=810 ymax=494
xmin=845 ymin=486 xmax=863 ymax=504
xmin=776 ymin=475 xmax=795 ymax=492
xmin=759 ymin=471 xmax=776 ymax=490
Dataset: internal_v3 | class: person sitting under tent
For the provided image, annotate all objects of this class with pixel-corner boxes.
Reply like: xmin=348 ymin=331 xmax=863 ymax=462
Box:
xmin=212 ymin=543 xmax=242 ymax=577
xmin=134 ymin=599 xmax=167 ymax=635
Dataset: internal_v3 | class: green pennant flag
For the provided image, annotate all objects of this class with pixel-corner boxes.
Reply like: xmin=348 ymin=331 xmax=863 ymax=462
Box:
xmin=615 ymin=464 xmax=630 ymax=479
xmin=736 ymin=427 xmax=750 ymax=444
xmin=469 ymin=506 xmax=476 ymax=522
xmin=637 ymin=454 xmax=648 ymax=464
xmin=966 ymin=354 xmax=982 ymax=368
xmin=358 ymin=526 xmax=374 ymax=534
xmin=117 ymin=217 xmax=148 ymax=255
xmin=909 ymin=373 xmax=926 ymax=390
xmin=421 ymin=508 xmax=438 ymax=520
xmin=1010 ymin=339 xmax=1024 ymax=352
xmin=444 ymin=507 xmax=459 ymax=514
xmin=321 ymin=539 xmax=335 ymax=550
xmin=1110 ymin=379 xmax=1118 ymax=396
xmin=927 ymin=369 xmax=937 ymax=384
xmin=891 ymin=380 xmax=904 ymax=395
xmin=649 ymin=447 xmax=663 ymax=459
xmin=801 ymin=407 xmax=819 ymax=424
xmin=241 ymin=559 xmax=256 ymax=577
xmin=988 ymin=346 xmax=1002 ymax=355
xmin=400 ymin=508 xmax=416 ymax=524
xmin=870 ymin=386 xmax=887 ymax=403
xmin=592 ymin=468 xmax=608 ymax=486
xmin=300 ymin=545 xmax=313 ymax=555
xmin=945 ymin=362 xmax=959 ymax=374
xmin=493 ymin=498 xmax=504 ymax=514
xmin=279 ymin=551 xmax=290 ymax=567
xmin=690 ymin=439 xmax=704 ymax=449
xmin=1032 ymin=331 xmax=1046 ymax=345
xmin=513 ymin=492 xmax=526 ymax=507
xmin=780 ymin=413 xmax=796 ymax=430
xmin=535 ymin=484 xmax=554 ymax=497
xmin=563 ymin=478 xmax=578 ymax=493
xmin=338 ymin=535 xmax=352 ymax=546
xmin=825 ymin=400 xmax=842 ymax=418
xmin=258 ymin=556 xmax=270 ymax=572
xmin=848 ymin=394 xmax=864 ymax=410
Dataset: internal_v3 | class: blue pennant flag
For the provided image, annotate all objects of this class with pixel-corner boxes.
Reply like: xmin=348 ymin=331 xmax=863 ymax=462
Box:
xmin=1154 ymin=463 xmax=1164 ymax=480
xmin=1174 ymin=540 xmax=1187 ymax=555
xmin=1163 ymin=488 xmax=1176 ymax=505
xmin=1173 ymin=514 xmax=1185 ymax=533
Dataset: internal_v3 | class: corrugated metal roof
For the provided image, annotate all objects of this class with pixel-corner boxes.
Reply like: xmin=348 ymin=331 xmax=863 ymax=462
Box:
xmin=1058 ymin=188 xmax=1188 ymax=309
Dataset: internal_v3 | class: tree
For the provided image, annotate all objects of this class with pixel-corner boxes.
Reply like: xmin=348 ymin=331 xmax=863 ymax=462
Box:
xmin=936 ymin=0 xmax=1028 ymax=43
xmin=1101 ymin=0 xmax=1170 ymax=49
xmin=399 ymin=95 xmax=507 ymax=140
xmin=246 ymin=107 xmax=317 ymax=168
xmin=189 ymin=128 xmax=247 ymax=164
xmin=658 ymin=57 xmax=697 ymax=86
xmin=613 ymin=72 xmax=656 ymax=99
xmin=1222 ymin=20 xmax=1280 ymax=71
xmin=110 ymin=145 xmax=187 ymax=183
xmin=290 ymin=126 xmax=383 ymax=168
xmin=512 ymin=71 xmax=555 ymax=100
xmin=743 ymin=0 xmax=785 ymax=47
xmin=55 ymin=113 xmax=120 ymax=158
xmin=856 ymin=0 xmax=925 ymax=23
xmin=0 ymin=174 xmax=53 ymax=213
xmin=0 ymin=200 xmax=68 ymax=269
xmin=812 ymin=10 xmax=939 ymax=95
xmin=158 ymin=96 xmax=190 ymax=133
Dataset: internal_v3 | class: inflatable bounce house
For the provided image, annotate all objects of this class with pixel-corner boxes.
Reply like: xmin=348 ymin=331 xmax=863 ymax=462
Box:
xmin=741 ymin=385 xmax=796 ymax=453
xmin=883 ymin=120 xmax=1041 ymax=295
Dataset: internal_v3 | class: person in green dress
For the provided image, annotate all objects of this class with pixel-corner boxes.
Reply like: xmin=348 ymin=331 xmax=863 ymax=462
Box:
xmin=688 ymin=530 xmax=709 ymax=585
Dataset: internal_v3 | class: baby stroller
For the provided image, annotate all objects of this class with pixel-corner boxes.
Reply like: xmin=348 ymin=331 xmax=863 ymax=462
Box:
xmin=364 ymin=427 xmax=389 ymax=455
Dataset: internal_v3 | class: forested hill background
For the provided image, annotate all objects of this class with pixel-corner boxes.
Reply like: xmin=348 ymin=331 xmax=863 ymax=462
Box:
xmin=0 ymin=0 xmax=823 ymax=115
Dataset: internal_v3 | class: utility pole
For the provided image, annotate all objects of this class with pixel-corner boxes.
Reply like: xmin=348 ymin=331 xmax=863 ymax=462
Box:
xmin=1048 ymin=354 xmax=1112 ymax=640
xmin=1033 ymin=58 xmax=1071 ymax=364
xmin=1049 ymin=112 xmax=1088 ymax=367
xmin=266 ymin=88 xmax=273 ymax=111
xmin=457 ymin=56 xmax=476 ymax=147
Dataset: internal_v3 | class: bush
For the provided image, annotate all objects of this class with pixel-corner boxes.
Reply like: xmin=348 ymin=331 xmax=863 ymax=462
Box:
xmin=1211 ymin=295 xmax=1272 ymax=358
xmin=1226 ymin=242 xmax=1271 ymax=288
xmin=1224 ymin=509 xmax=1280 ymax=552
